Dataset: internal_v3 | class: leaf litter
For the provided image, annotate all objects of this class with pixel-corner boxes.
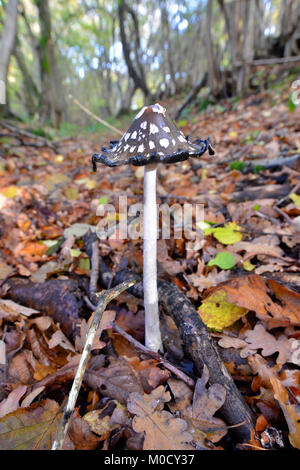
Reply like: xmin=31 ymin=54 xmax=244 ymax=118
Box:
xmin=0 ymin=80 xmax=300 ymax=450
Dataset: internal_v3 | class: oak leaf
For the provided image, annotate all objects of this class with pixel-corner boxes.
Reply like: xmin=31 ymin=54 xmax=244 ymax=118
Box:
xmin=191 ymin=366 xmax=227 ymax=443
xmin=127 ymin=386 xmax=193 ymax=450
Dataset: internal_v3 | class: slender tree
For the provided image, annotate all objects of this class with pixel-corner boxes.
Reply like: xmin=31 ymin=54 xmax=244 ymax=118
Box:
xmin=0 ymin=0 xmax=19 ymax=115
xmin=35 ymin=0 xmax=65 ymax=127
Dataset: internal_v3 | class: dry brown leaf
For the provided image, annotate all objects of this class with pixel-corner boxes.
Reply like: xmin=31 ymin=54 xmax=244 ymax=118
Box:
xmin=157 ymin=240 xmax=183 ymax=275
xmin=202 ymin=275 xmax=300 ymax=327
xmin=0 ymin=399 xmax=71 ymax=450
xmin=167 ymin=378 xmax=193 ymax=414
xmin=48 ymin=330 xmax=75 ymax=353
xmin=68 ymin=411 xmax=102 ymax=450
xmin=9 ymin=350 xmax=36 ymax=384
xmin=21 ymin=386 xmax=45 ymax=408
xmin=191 ymin=365 xmax=227 ymax=443
xmin=185 ymin=268 xmax=231 ymax=293
xmin=233 ymin=235 xmax=284 ymax=260
xmin=0 ymin=385 xmax=27 ymax=418
xmin=127 ymin=386 xmax=194 ymax=450
xmin=115 ymin=308 xmax=145 ymax=342
xmin=270 ymin=377 xmax=300 ymax=449
xmin=85 ymin=355 xmax=144 ymax=403
xmin=242 ymin=323 xmax=300 ymax=365
xmin=83 ymin=401 xmax=127 ymax=440
xmin=0 ymin=299 xmax=39 ymax=321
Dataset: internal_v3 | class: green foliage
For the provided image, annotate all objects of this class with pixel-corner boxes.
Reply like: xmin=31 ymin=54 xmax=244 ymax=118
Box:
xmin=242 ymin=129 xmax=261 ymax=144
xmin=205 ymin=222 xmax=243 ymax=245
xmin=177 ymin=119 xmax=188 ymax=128
xmin=253 ymin=165 xmax=266 ymax=174
xmin=208 ymin=252 xmax=236 ymax=270
xmin=288 ymin=94 xmax=297 ymax=112
xmin=229 ymin=161 xmax=246 ymax=171
xmin=58 ymin=122 xmax=78 ymax=138
xmin=30 ymin=128 xmax=47 ymax=138
xmin=196 ymin=96 xmax=213 ymax=112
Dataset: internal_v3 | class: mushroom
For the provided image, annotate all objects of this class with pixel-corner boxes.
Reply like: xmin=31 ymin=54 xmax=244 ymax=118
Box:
xmin=92 ymin=103 xmax=214 ymax=352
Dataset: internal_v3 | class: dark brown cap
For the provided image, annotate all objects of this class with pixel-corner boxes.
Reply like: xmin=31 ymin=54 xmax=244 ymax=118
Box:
xmin=92 ymin=103 xmax=214 ymax=169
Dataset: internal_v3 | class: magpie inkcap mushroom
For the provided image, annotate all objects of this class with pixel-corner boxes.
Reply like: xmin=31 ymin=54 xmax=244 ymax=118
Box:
xmin=92 ymin=103 xmax=214 ymax=170
xmin=92 ymin=103 xmax=214 ymax=352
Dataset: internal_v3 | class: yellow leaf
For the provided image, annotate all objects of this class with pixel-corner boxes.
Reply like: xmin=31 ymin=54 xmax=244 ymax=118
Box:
xmin=243 ymin=261 xmax=255 ymax=271
xmin=205 ymin=221 xmax=243 ymax=245
xmin=228 ymin=131 xmax=238 ymax=138
xmin=85 ymin=179 xmax=96 ymax=189
xmin=1 ymin=185 xmax=19 ymax=198
xmin=65 ymin=187 xmax=78 ymax=200
xmin=290 ymin=193 xmax=300 ymax=207
xmin=54 ymin=155 xmax=64 ymax=163
xmin=42 ymin=173 xmax=71 ymax=191
xmin=198 ymin=290 xmax=248 ymax=331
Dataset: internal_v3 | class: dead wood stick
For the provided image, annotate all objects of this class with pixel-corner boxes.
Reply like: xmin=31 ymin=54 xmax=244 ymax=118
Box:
xmin=51 ymin=277 xmax=139 ymax=451
xmin=174 ymin=73 xmax=207 ymax=121
xmin=112 ymin=323 xmax=195 ymax=388
xmin=234 ymin=55 xmax=300 ymax=66
xmin=68 ymin=94 xmax=123 ymax=136
xmin=89 ymin=238 xmax=100 ymax=303
xmin=111 ymin=269 xmax=256 ymax=444
xmin=198 ymin=153 xmax=300 ymax=170
xmin=0 ymin=120 xmax=57 ymax=150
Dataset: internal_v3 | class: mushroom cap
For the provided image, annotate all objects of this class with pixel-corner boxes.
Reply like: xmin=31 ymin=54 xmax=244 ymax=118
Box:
xmin=92 ymin=103 xmax=214 ymax=167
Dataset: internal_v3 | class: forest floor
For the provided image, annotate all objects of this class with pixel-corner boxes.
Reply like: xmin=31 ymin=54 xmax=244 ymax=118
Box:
xmin=0 ymin=72 xmax=300 ymax=451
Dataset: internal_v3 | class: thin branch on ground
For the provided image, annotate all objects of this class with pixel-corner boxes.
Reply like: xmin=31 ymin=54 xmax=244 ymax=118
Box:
xmin=68 ymin=94 xmax=123 ymax=136
xmin=51 ymin=277 xmax=139 ymax=451
xmin=112 ymin=322 xmax=195 ymax=388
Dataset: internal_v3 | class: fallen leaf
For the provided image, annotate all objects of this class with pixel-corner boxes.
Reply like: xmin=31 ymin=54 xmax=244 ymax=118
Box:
xmin=0 ymin=386 xmax=27 ymax=418
xmin=127 ymin=386 xmax=194 ymax=450
xmin=85 ymin=356 xmax=144 ymax=403
xmin=0 ymin=299 xmax=39 ymax=320
xmin=241 ymin=323 xmax=300 ymax=365
xmin=270 ymin=377 xmax=300 ymax=449
xmin=48 ymin=330 xmax=75 ymax=353
xmin=0 ymin=261 xmax=14 ymax=280
xmin=198 ymin=289 xmax=248 ymax=330
xmin=0 ymin=399 xmax=61 ymax=450
xmin=199 ymin=275 xmax=300 ymax=328
xmin=68 ymin=411 xmax=101 ymax=450
xmin=191 ymin=366 xmax=227 ymax=443
xmin=208 ymin=252 xmax=236 ymax=270
xmin=205 ymin=221 xmax=243 ymax=245
xmin=83 ymin=401 xmax=126 ymax=440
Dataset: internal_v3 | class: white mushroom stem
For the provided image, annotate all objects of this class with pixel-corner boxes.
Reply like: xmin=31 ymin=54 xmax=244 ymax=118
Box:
xmin=143 ymin=164 xmax=163 ymax=352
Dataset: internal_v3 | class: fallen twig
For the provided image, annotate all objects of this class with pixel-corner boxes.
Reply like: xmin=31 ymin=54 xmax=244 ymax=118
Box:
xmin=68 ymin=94 xmax=123 ymax=136
xmin=51 ymin=277 xmax=139 ymax=451
xmin=89 ymin=237 xmax=100 ymax=303
xmin=0 ymin=120 xmax=59 ymax=150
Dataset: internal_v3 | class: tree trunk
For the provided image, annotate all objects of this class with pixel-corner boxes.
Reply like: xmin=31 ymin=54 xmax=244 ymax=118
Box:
xmin=204 ymin=0 xmax=221 ymax=97
xmin=13 ymin=42 xmax=39 ymax=117
xmin=118 ymin=0 xmax=151 ymax=100
xmin=237 ymin=0 xmax=255 ymax=94
xmin=0 ymin=0 xmax=19 ymax=115
xmin=36 ymin=0 xmax=65 ymax=127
